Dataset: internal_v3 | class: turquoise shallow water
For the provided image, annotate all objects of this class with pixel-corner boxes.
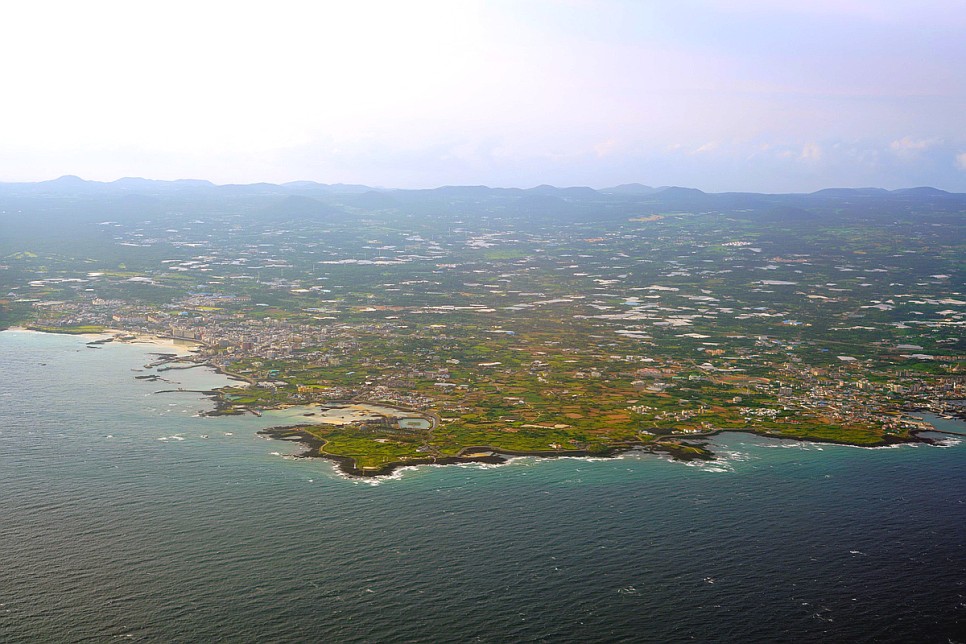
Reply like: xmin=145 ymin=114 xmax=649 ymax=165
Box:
xmin=1 ymin=330 xmax=964 ymax=642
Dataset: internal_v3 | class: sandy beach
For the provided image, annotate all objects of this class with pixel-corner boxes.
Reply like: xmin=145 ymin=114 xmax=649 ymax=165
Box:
xmin=100 ymin=329 xmax=202 ymax=356
xmin=4 ymin=327 xmax=201 ymax=356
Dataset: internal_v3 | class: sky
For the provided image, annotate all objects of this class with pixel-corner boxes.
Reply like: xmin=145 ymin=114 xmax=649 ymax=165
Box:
xmin=0 ymin=0 xmax=964 ymax=192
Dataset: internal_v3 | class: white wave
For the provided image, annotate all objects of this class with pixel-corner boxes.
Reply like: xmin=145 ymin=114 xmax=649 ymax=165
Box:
xmin=353 ymin=466 xmax=416 ymax=485
xmin=666 ymin=457 xmax=734 ymax=473
xmin=337 ymin=454 xmax=541 ymax=485
xmin=933 ymin=437 xmax=962 ymax=448
xmin=502 ymin=456 xmax=537 ymax=467
xmin=743 ymin=438 xmax=826 ymax=451
xmin=456 ymin=462 xmax=507 ymax=470
xmin=716 ymin=449 xmax=755 ymax=463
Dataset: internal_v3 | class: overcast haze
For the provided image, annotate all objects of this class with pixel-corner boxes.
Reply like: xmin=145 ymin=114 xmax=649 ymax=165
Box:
xmin=1 ymin=0 xmax=965 ymax=192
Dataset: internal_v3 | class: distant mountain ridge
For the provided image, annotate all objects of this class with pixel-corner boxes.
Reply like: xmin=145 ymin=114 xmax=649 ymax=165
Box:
xmin=1 ymin=176 xmax=963 ymax=226
xmin=1 ymin=175 xmax=960 ymax=198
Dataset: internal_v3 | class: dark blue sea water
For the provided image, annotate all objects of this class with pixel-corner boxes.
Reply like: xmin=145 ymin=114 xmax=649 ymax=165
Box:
xmin=1 ymin=330 xmax=964 ymax=643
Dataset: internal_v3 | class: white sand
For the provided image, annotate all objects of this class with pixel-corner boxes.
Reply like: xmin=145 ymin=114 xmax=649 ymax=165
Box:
xmin=4 ymin=327 xmax=200 ymax=356
xmin=102 ymin=329 xmax=201 ymax=356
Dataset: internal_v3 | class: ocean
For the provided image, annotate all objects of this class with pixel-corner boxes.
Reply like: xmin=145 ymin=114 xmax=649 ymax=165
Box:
xmin=1 ymin=329 xmax=964 ymax=642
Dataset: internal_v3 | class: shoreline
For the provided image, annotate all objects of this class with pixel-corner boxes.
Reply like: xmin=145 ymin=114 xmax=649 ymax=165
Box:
xmin=258 ymin=422 xmax=952 ymax=479
xmin=6 ymin=327 xmax=961 ymax=479
xmin=100 ymin=328 xmax=203 ymax=356
xmin=5 ymin=325 xmax=240 ymax=394
xmin=5 ymin=326 xmax=202 ymax=356
xmin=259 ymin=426 xmax=554 ymax=478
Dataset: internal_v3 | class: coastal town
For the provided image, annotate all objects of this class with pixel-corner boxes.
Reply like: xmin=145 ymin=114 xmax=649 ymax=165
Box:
xmin=2 ymin=182 xmax=963 ymax=472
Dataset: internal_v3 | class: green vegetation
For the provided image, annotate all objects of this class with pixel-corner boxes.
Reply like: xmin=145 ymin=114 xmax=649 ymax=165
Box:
xmin=304 ymin=430 xmax=425 ymax=470
xmin=2 ymin=181 xmax=962 ymax=474
xmin=27 ymin=324 xmax=106 ymax=335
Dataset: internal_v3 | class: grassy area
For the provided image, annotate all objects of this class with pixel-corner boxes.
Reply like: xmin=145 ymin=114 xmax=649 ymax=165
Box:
xmin=756 ymin=422 xmax=907 ymax=445
xmin=303 ymin=429 xmax=425 ymax=469
xmin=27 ymin=324 xmax=106 ymax=335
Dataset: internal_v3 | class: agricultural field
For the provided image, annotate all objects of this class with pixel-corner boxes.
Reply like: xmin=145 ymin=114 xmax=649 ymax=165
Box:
xmin=2 ymin=180 xmax=963 ymax=471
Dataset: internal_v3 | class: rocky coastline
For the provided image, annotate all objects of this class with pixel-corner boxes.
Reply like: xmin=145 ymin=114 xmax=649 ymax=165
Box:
xmin=255 ymin=416 xmax=966 ymax=479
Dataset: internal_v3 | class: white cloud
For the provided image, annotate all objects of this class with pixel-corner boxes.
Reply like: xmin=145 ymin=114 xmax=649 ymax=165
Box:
xmin=799 ymin=143 xmax=822 ymax=162
xmin=594 ymin=139 xmax=619 ymax=158
xmin=693 ymin=141 xmax=720 ymax=155
xmin=890 ymin=136 xmax=940 ymax=157
xmin=0 ymin=1 xmax=964 ymax=191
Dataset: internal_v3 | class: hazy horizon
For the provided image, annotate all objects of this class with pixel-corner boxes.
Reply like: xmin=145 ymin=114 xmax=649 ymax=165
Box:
xmin=2 ymin=0 xmax=965 ymax=192
xmin=3 ymin=173 xmax=962 ymax=194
